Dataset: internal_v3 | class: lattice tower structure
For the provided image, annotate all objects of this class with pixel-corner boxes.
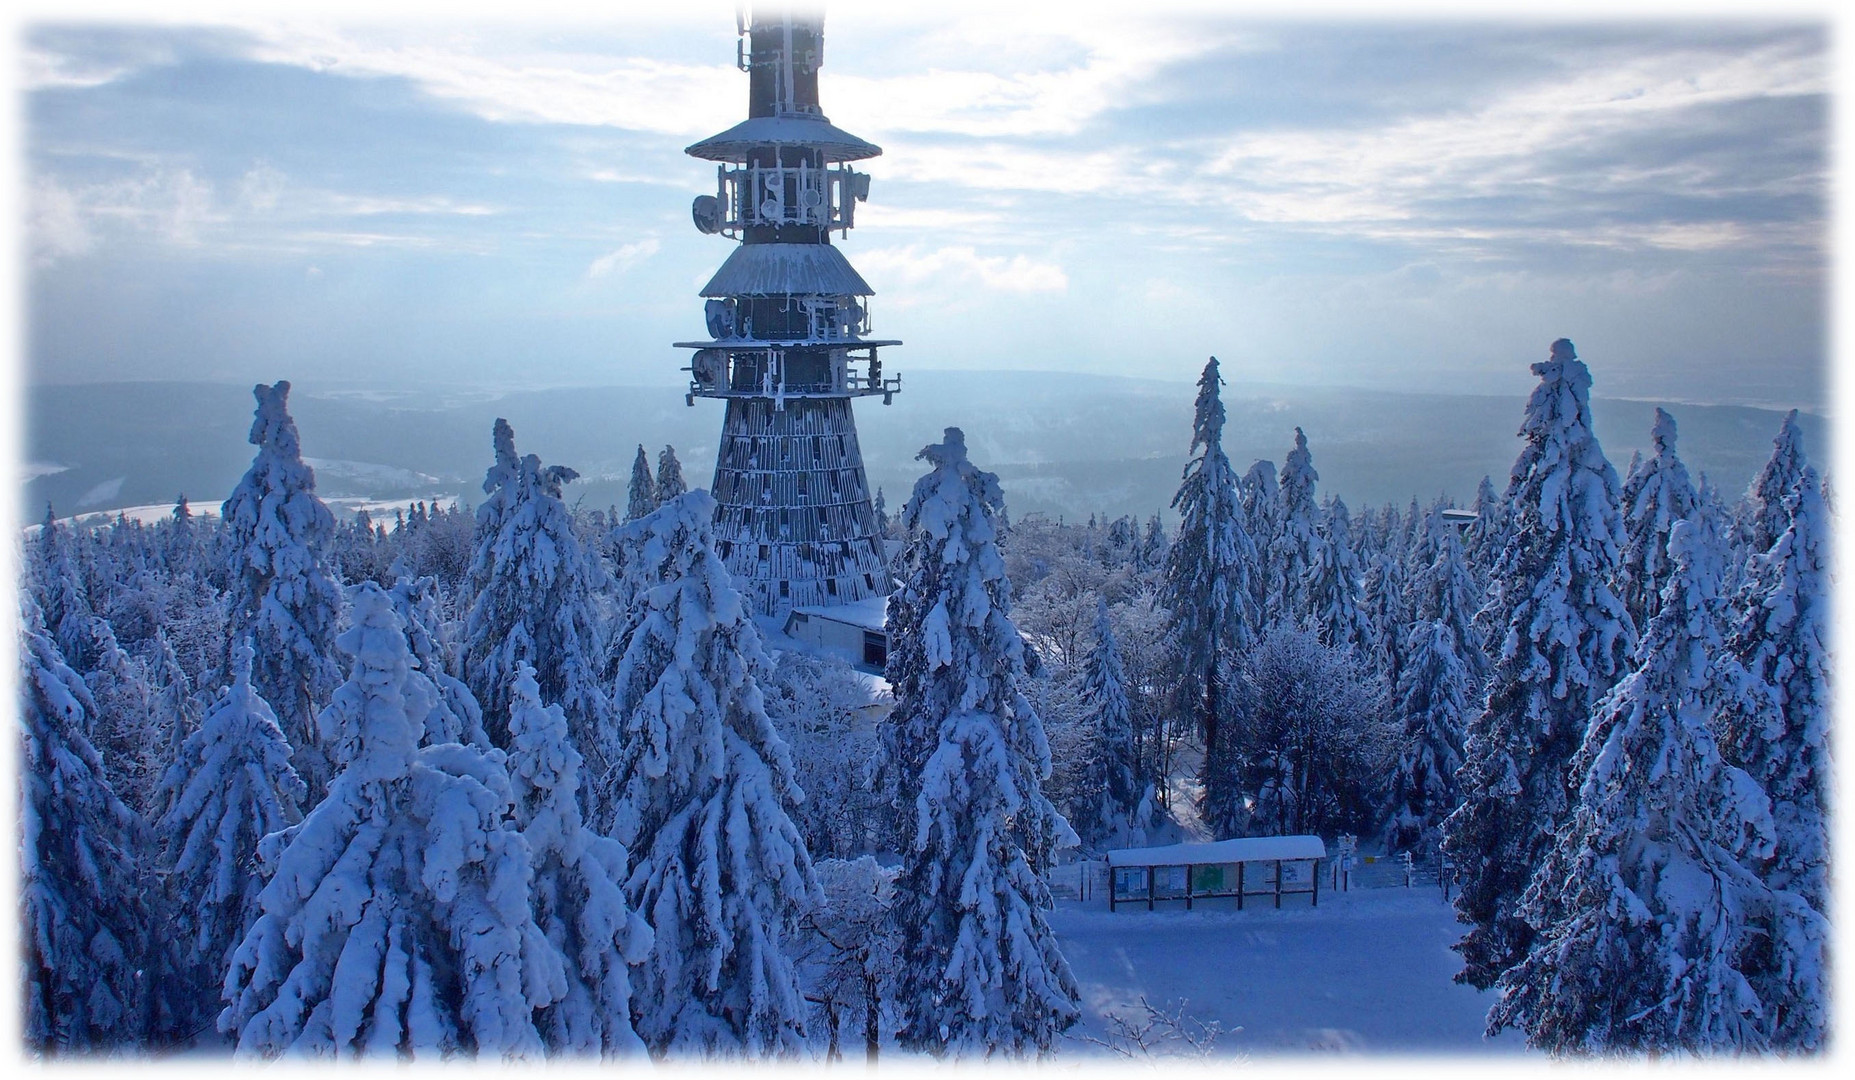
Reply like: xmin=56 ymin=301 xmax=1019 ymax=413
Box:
xmin=677 ymin=11 xmax=900 ymax=615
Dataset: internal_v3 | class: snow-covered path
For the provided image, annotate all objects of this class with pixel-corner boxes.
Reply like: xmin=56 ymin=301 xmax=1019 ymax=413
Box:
xmin=1050 ymin=885 xmax=1531 ymax=1058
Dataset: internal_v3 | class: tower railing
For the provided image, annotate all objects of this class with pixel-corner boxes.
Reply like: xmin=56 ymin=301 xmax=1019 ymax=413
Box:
xmin=685 ymin=347 xmax=898 ymax=403
xmin=714 ymin=163 xmax=868 ymax=236
xmin=703 ymin=294 xmax=873 ymax=344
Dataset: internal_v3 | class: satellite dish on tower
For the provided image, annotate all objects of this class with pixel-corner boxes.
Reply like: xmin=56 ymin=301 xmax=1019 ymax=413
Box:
xmin=692 ymin=195 xmax=722 ymax=235
xmin=706 ymin=298 xmax=737 ymax=339
xmin=692 ymin=348 xmax=724 ymax=387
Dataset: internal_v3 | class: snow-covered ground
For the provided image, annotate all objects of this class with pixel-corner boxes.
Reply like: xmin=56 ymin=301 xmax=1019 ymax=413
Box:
xmin=1051 ymin=884 xmax=1530 ymax=1058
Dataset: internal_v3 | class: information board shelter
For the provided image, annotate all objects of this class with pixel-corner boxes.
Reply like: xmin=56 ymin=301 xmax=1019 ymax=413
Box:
xmin=1106 ymin=836 xmax=1327 ymax=911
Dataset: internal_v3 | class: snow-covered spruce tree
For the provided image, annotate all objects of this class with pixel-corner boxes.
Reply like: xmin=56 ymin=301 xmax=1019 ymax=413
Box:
xmin=150 ymin=630 xmax=202 ymax=765
xmin=1105 ymin=514 xmax=1137 ymax=566
xmin=1069 ymin=598 xmax=1151 ymax=852
xmin=1160 ymin=358 xmax=1259 ymax=839
xmin=1489 ymin=520 xmax=1795 ymax=1054
xmin=164 ymin=492 xmax=205 ymax=571
xmin=1139 ymin=512 xmax=1167 ymax=572
xmin=654 ymin=444 xmax=687 ymax=502
xmin=1466 ymin=475 xmax=1510 ymax=583
xmin=1719 ymin=468 xmax=1831 ymax=915
xmin=1401 ymin=496 xmax=1429 ymax=575
xmin=1441 ymin=339 xmax=1635 ymax=992
xmin=873 ymin=487 xmax=891 ymax=538
xmin=1710 ymin=471 xmax=1833 ymax=1052
xmin=389 ymin=565 xmax=489 ymax=748
xmin=607 ymin=490 xmax=820 ymax=1058
xmin=885 ymin=427 xmax=1081 ymax=1058
xmin=1380 ymin=619 xmax=1473 ymax=855
xmin=1362 ymin=521 xmax=1413 ymax=693
xmin=1743 ymin=409 xmax=1807 ymax=555
xmin=504 ymin=663 xmax=652 ymax=1058
xmin=156 ymin=641 xmax=306 ymax=1038
xmin=1617 ymin=408 xmax=1699 ymax=629
xmin=1409 ymin=507 xmax=1490 ymax=686
xmin=625 ymin=444 xmax=657 ymax=521
xmin=31 ymin=514 xmax=102 ymax=672
xmin=1404 ymin=496 xmax=1453 ymax=587
xmin=461 ymin=418 xmax=609 ymax=755
xmin=1239 ymin=459 xmax=1280 ymax=559
xmin=21 ymin=594 xmax=153 ymax=1054
xmin=1695 ymin=474 xmax=1747 ymax=598
xmin=1268 ymin=426 xmax=1326 ymax=630
xmin=219 ymin=380 xmax=343 ymax=801
xmin=220 ymin=583 xmax=556 ymax=1059
xmin=1309 ymin=495 xmax=1375 ymax=652
xmin=78 ymin=613 xmax=167 ymax=816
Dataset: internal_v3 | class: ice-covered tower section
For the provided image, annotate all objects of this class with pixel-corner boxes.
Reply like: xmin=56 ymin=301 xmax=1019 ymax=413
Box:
xmin=678 ymin=10 xmax=899 ymax=615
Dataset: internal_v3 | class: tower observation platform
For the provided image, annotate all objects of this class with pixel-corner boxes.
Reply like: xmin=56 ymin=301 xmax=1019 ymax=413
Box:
xmin=678 ymin=11 xmax=898 ymax=616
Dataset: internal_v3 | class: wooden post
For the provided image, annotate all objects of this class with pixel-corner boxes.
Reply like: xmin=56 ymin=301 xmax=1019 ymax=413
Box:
xmin=1146 ymin=866 xmax=1154 ymax=912
xmin=1109 ymin=866 xmax=1116 ymax=912
xmin=1275 ymin=860 xmax=1283 ymax=909
xmin=1312 ymin=860 xmax=1319 ymax=908
xmin=1237 ymin=861 xmax=1245 ymax=911
xmin=1185 ymin=864 xmax=1195 ymax=911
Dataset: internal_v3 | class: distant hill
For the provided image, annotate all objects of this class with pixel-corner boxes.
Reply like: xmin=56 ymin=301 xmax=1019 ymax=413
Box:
xmin=21 ymin=372 xmax=1828 ymax=526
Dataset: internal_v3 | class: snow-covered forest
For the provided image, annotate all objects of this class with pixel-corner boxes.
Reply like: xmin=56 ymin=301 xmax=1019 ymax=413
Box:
xmin=18 ymin=340 xmax=1831 ymax=1059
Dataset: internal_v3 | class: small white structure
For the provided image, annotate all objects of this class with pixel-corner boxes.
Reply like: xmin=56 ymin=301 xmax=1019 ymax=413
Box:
xmin=1106 ymin=835 xmax=1327 ymax=911
xmin=782 ymin=594 xmax=889 ymax=671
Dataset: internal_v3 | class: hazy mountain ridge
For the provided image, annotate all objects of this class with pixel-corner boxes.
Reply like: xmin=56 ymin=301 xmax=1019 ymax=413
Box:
xmin=23 ymin=372 xmax=1827 ymax=526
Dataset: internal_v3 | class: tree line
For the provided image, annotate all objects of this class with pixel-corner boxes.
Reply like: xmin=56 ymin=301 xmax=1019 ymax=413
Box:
xmin=20 ymin=334 xmax=1831 ymax=1058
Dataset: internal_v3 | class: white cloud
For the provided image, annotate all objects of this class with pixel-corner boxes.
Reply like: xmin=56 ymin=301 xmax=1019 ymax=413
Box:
xmin=588 ymin=238 xmax=660 ymax=277
xmin=856 ymin=244 xmax=1067 ymax=292
xmin=29 ymin=180 xmax=96 ymax=264
xmin=37 ymin=156 xmax=510 ymax=259
xmin=238 ymin=163 xmax=287 ymax=211
xmin=1192 ymin=38 xmax=1826 ymax=245
xmin=229 ymin=21 xmax=740 ymax=135
xmin=830 ymin=9 xmax=1246 ymax=138
xmin=20 ymin=39 xmax=173 ymax=90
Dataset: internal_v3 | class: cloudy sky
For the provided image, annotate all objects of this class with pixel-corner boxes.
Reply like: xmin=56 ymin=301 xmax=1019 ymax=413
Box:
xmin=21 ymin=3 xmax=1830 ymax=409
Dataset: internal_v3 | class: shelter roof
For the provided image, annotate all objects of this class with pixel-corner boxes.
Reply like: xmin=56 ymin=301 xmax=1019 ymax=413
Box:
xmin=1106 ymin=835 xmax=1327 ymax=867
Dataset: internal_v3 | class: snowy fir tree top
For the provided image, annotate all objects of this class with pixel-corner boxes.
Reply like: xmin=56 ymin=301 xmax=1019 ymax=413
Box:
xmin=1749 ymin=409 xmax=1808 ymax=553
xmin=896 ymin=427 xmax=1027 ymax=723
xmin=1189 ymin=358 xmax=1227 ymax=454
xmin=654 ymin=445 xmax=686 ymax=503
xmin=1163 ymin=358 xmax=1257 ymax=670
xmin=1499 ymin=338 xmax=1630 ymax=647
xmin=465 ymin=417 xmax=606 ymax=746
xmin=318 ymin=582 xmax=433 ymax=772
xmin=221 ymin=381 xmax=334 ymax=573
xmin=626 ymin=445 xmax=657 ymax=521
xmin=1280 ymin=426 xmax=1319 ymax=519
